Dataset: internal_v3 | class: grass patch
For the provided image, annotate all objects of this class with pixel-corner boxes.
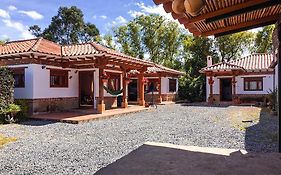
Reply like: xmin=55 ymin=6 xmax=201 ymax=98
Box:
xmin=0 ymin=134 xmax=17 ymax=147
xmin=229 ymin=107 xmax=262 ymax=131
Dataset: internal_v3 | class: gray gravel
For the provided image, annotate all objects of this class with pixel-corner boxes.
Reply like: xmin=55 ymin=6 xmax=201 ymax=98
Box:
xmin=0 ymin=104 xmax=278 ymax=175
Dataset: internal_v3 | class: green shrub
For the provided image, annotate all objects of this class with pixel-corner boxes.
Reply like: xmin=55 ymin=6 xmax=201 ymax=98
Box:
xmin=14 ymin=100 xmax=29 ymax=121
xmin=0 ymin=67 xmax=22 ymax=123
xmin=0 ymin=67 xmax=15 ymax=114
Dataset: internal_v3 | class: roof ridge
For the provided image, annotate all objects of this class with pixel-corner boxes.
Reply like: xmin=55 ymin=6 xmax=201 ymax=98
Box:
xmin=5 ymin=38 xmax=39 ymax=44
xmin=29 ymin=37 xmax=42 ymax=52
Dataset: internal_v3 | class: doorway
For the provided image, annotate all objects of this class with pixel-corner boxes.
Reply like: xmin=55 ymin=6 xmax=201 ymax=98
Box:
xmin=128 ymin=79 xmax=138 ymax=102
xmin=79 ymin=71 xmax=95 ymax=108
xmin=220 ymin=78 xmax=232 ymax=101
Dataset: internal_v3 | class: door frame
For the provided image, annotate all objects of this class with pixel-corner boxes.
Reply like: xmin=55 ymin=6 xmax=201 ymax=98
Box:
xmin=78 ymin=70 xmax=95 ymax=108
xmin=220 ymin=78 xmax=233 ymax=101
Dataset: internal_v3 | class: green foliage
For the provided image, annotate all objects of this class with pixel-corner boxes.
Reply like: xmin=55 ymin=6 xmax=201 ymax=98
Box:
xmin=113 ymin=14 xmax=183 ymax=69
xmin=179 ymin=36 xmax=218 ymax=101
xmin=0 ymin=67 xmax=15 ymax=114
xmin=29 ymin=6 xmax=100 ymax=44
xmin=103 ymin=33 xmax=117 ymax=50
xmin=14 ymin=100 xmax=29 ymax=121
xmin=215 ymin=31 xmax=255 ymax=61
xmin=4 ymin=104 xmax=21 ymax=114
xmin=253 ymin=25 xmax=275 ymax=53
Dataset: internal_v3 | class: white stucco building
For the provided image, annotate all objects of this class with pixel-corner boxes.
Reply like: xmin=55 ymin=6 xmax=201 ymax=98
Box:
xmin=200 ymin=54 xmax=276 ymax=104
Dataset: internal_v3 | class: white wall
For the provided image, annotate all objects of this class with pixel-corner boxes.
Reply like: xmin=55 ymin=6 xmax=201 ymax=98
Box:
xmin=236 ymin=74 xmax=273 ymax=94
xmin=12 ymin=64 xmax=79 ymax=99
xmin=9 ymin=64 xmax=33 ymax=99
xmin=33 ymin=64 xmax=79 ymax=99
xmin=206 ymin=74 xmax=274 ymax=101
xmin=161 ymin=77 xmax=178 ymax=94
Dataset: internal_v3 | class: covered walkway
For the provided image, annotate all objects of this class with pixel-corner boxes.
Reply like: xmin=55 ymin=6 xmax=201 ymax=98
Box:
xmin=31 ymin=105 xmax=149 ymax=124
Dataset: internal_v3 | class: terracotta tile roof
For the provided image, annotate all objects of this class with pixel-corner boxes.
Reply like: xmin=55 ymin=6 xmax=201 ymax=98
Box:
xmin=200 ymin=53 xmax=274 ymax=73
xmin=32 ymin=38 xmax=61 ymax=56
xmin=62 ymin=43 xmax=99 ymax=56
xmin=229 ymin=53 xmax=274 ymax=70
xmin=0 ymin=38 xmax=182 ymax=75
xmin=0 ymin=38 xmax=38 ymax=55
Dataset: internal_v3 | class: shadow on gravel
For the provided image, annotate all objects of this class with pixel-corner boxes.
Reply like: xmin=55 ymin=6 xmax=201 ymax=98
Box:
xmin=19 ymin=119 xmax=57 ymax=126
xmin=94 ymin=144 xmax=281 ymax=175
xmin=245 ymin=108 xmax=278 ymax=152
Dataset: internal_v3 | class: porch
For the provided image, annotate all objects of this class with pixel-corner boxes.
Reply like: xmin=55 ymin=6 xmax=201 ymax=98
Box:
xmin=30 ymin=105 xmax=149 ymax=124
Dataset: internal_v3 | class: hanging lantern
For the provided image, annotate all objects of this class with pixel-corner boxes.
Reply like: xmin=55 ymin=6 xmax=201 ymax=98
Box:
xmin=184 ymin=0 xmax=205 ymax=16
xmin=172 ymin=0 xmax=186 ymax=14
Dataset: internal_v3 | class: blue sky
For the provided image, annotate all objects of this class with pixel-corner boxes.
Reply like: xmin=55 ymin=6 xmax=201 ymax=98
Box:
xmin=0 ymin=0 xmax=173 ymax=41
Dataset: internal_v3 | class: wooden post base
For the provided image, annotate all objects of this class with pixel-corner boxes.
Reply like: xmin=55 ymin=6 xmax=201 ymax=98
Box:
xmin=158 ymin=96 xmax=162 ymax=104
xmin=97 ymin=104 xmax=105 ymax=114
xmin=139 ymin=100 xmax=145 ymax=106
xmin=122 ymin=100 xmax=128 ymax=108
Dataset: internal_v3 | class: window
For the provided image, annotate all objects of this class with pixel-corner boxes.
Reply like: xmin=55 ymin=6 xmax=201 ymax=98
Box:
xmin=145 ymin=79 xmax=159 ymax=92
xmin=244 ymin=77 xmax=263 ymax=91
xmin=50 ymin=69 xmax=68 ymax=88
xmin=11 ymin=68 xmax=25 ymax=88
xmin=169 ymin=79 xmax=177 ymax=92
xmin=107 ymin=72 xmax=121 ymax=90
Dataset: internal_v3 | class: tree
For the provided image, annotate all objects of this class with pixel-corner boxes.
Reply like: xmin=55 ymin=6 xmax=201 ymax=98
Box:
xmin=0 ymin=67 xmax=15 ymax=114
xmin=253 ymin=25 xmax=275 ymax=53
xmin=102 ymin=33 xmax=117 ymax=50
xmin=215 ymin=31 xmax=255 ymax=61
xmin=178 ymin=36 xmax=218 ymax=102
xmin=29 ymin=6 xmax=100 ymax=44
xmin=113 ymin=14 xmax=183 ymax=69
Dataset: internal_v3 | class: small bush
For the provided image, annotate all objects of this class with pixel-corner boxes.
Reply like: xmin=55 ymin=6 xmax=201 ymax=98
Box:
xmin=14 ymin=100 xmax=29 ymax=121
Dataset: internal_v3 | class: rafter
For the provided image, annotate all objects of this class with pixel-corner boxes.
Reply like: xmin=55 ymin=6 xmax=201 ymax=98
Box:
xmin=202 ymin=14 xmax=280 ymax=36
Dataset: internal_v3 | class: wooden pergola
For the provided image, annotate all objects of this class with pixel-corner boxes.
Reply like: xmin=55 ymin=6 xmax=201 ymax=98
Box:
xmin=153 ymin=0 xmax=281 ymax=152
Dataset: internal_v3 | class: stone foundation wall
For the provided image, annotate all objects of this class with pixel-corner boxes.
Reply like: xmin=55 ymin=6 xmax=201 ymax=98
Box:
xmin=17 ymin=97 xmax=79 ymax=114
xmin=161 ymin=94 xmax=177 ymax=102
xmin=211 ymin=94 xmax=268 ymax=103
xmin=145 ymin=94 xmax=161 ymax=103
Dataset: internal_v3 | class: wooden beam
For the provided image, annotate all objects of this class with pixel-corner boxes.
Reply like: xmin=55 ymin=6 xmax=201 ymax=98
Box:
xmin=215 ymin=21 xmax=277 ymax=37
xmin=185 ymin=0 xmax=270 ymax=24
xmin=206 ymin=0 xmax=281 ymax=24
xmin=202 ymin=14 xmax=280 ymax=36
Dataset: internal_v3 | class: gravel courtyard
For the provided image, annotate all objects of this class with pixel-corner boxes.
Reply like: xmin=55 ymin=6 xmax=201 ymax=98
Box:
xmin=0 ymin=104 xmax=278 ymax=175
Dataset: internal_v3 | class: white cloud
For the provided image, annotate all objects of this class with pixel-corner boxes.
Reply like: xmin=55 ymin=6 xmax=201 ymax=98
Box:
xmin=93 ymin=15 xmax=97 ymax=19
xmin=135 ymin=2 xmax=174 ymax=21
xmin=18 ymin=10 xmax=43 ymax=20
xmin=2 ymin=19 xmax=34 ymax=39
xmin=8 ymin=5 xmax=17 ymax=11
xmin=128 ymin=10 xmax=145 ymax=18
xmin=100 ymin=15 xmax=107 ymax=19
xmin=0 ymin=9 xmax=10 ymax=19
xmin=114 ymin=16 xmax=127 ymax=24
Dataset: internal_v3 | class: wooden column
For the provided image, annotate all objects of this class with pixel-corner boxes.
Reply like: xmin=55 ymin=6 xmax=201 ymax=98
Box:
xmin=97 ymin=68 xmax=105 ymax=113
xmin=138 ymin=71 xmax=145 ymax=106
xmin=158 ymin=74 xmax=162 ymax=103
xmin=277 ymin=20 xmax=281 ymax=153
xmin=208 ymin=75 xmax=214 ymax=104
xmin=232 ymin=75 xmax=236 ymax=97
xmin=122 ymin=71 xmax=128 ymax=108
